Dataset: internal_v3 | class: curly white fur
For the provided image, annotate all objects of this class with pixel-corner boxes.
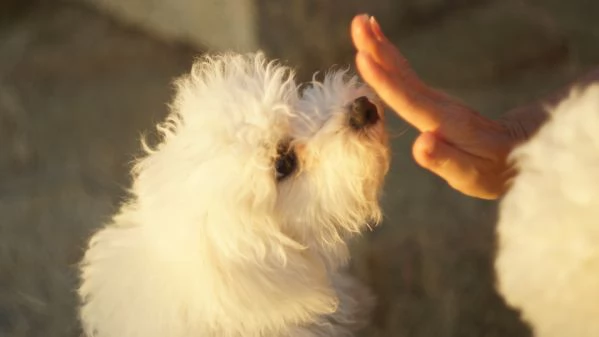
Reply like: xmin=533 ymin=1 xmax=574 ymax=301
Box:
xmin=78 ymin=52 xmax=389 ymax=337
xmin=496 ymin=84 xmax=599 ymax=337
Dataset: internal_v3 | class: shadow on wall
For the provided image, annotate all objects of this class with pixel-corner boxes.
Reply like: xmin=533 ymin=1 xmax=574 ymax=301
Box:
xmin=0 ymin=0 xmax=36 ymax=26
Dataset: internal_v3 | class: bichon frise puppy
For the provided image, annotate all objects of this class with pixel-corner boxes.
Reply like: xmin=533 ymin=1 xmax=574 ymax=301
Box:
xmin=496 ymin=84 xmax=599 ymax=337
xmin=78 ymin=53 xmax=389 ymax=337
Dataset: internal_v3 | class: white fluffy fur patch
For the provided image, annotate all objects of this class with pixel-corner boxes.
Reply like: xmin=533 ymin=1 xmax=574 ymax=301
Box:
xmin=78 ymin=52 xmax=389 ymax=337
xmin=496 ymin=84 xmax=599 ymax=337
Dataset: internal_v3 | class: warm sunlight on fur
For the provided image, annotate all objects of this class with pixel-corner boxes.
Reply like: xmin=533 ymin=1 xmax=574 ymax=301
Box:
xmin=78 ymin=53 xmax=389 ymax=337
xmin=496 ymin=84 xmax=599 ymax=337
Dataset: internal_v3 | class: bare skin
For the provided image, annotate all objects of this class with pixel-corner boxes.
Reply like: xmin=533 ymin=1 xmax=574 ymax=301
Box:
xmin=351 ymin=14 xmax=599 ymax=200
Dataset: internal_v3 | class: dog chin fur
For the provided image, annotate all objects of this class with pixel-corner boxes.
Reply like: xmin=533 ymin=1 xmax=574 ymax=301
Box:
xmin=496 ymin=84 xmax=599 ymax=337
xmin=78 ymin=52 xmax=389 ymax=337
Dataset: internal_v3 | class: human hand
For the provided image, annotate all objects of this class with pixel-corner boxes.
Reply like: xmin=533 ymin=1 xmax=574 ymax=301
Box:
xmin=351 ymin=14 xmax=527 ymax=200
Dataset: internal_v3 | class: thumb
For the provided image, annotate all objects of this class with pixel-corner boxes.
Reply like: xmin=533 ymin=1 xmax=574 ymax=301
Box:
xmin=412 ymin=132 xmax=498 ymax=199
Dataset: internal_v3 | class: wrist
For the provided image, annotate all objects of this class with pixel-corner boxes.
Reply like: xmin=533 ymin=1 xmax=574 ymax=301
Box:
xmin=498 ymin=103 xmax=549 ymax=145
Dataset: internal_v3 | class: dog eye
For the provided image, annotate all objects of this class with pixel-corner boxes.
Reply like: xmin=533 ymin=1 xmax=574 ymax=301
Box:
xmin=275 ymin=144 xmax=297 ymax=181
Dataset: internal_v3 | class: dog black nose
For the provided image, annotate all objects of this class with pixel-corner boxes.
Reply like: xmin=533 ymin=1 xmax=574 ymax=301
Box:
xmin=349 ymin=96 xmax=379 ymax=130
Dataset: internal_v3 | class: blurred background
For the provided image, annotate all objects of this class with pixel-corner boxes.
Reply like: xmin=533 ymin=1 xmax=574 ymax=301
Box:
xmin=1 ymin=0 xmax=598 ymax=336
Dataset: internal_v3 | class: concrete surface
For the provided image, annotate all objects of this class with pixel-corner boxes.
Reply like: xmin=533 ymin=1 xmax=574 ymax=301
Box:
xmin=1 ymin=0 xmax=598 ymax=336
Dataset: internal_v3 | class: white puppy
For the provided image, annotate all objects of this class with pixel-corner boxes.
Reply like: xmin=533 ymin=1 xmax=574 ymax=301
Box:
xmin=78 ymin=53 xmax=389 ymax=337
xmin=496 ymin=84 xmax=599 ymax=337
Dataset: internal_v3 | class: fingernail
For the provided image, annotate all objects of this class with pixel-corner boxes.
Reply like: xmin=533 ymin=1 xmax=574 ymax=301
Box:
xmin=370 ymin=16 xmax=386 ymax=41
xmin=357 ymin=13 xmax=370 ymax=23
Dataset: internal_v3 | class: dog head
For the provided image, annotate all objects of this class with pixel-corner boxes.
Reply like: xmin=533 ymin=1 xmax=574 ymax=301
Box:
xmin=131 ymin=53 xmax=388 ymax=263
xmin=278 ymin=68 xmax=389 ymax=264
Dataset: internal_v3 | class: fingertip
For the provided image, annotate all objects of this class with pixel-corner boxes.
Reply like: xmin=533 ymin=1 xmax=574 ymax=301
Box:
xmin=369 ymin=16 xmax=387 ymax=41
xmin=351 ymin=14 xmax=369 ymax=36
xmin=351 ymin=14 xmax=375 ymax=50
xmin=412 ymin=132 xmax=437 ymax=167
xmin=353 ymin=13 xmax=370 ymax=24
xmin=416 ymin=131 xmax=437 ymax=154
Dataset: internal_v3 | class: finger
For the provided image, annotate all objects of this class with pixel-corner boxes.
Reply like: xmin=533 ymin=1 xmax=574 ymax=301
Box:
xmin=351 ymin=14 xmax=374 ymax=50
xmin=369 ymin=16 xmax=387 ymax=42
xmin=352 ymin=16 xmax=453 ymax=131
xmin=351 ymin=15 xmax=405 ymax=72
xmin=356 ymin=52 xmax=443 ymax=131
xmin=412 ymin=132 xmax=498 ymax=199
